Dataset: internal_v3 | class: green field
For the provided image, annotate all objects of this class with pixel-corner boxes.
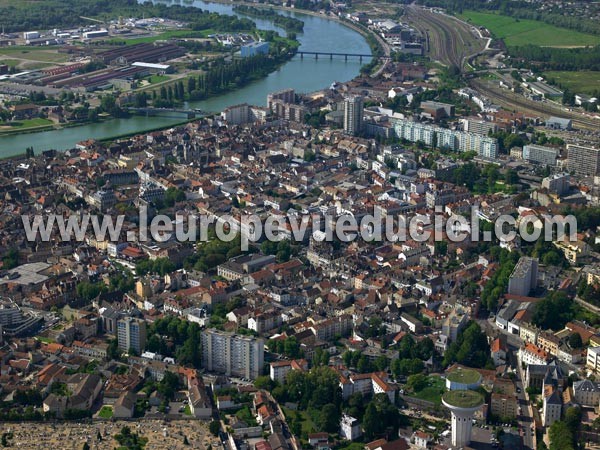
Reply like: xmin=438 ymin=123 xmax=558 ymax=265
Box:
xmin=148 ymin=74 xmax=170 ymax=84
xmin=460 ymin=11 xmax=600 ymax=47
xmin=0 ymin=118 xmax=54 ymax=133
xmin=544 ymin=71 xmax=600 ymax=95
xmin=106 ymin=29 xmax=214 ymax=46
xmin=410 ymin=376 xmax=446 ymax=405
xmin=0 ymin=46 xmax=70 ymax=62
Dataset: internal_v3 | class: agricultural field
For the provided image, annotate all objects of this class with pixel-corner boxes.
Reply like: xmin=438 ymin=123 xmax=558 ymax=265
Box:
xmin=460 ymin=11 xmax=600 ymax=47
xmin=544 ymin=71 xmax=600 ymax=95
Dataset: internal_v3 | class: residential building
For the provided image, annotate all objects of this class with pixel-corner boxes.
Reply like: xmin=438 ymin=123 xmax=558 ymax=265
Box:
xmin=240 ymin=41 xmax=269 ymax=57
xmin=541 ymin=173 xmax=570 ymax=196
xmin=508 ymin=257 xmax=538 ymax=296
xmin=567 ymin=144 xmax=600 ymax=177
xmin=572 ymin=379 xmax=600 ymax=407
xmin=117 ymin=317 xmax=147 ymax=355
xmin=269 ymin=359 xmax=308 ymax=384
xmin=523 ymin=144 xmax=559 ymax=166
xmin=391 ymin=118 xmax=499 ymax=158
xmin=340 ymin=414 xmax=361 ymax=441
xmin=537 ymin=331 xmax=560 ymax=357
xmin=587 ymin=346 xmax=600 ymax=373
xmin=343 ymin=95 xmax=364 ymax=136
xmin=519 ymin=343 xmax=550 ymax=366
xmin=201 ymin=329 xmax=264 ymax=379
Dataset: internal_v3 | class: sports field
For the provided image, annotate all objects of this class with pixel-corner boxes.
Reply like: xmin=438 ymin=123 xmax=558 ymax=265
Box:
xmin=460 ymin=11 xmax=600 ymax=47
xmin=544 ymin=71 xmax=600 ymax=95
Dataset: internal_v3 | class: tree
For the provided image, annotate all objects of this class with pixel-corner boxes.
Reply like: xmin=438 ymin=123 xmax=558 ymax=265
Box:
xmin=82 ymin=443 xmax=90 ymax=450
xmin=209 ymin=420 xmax=221 ymax=436
xmin=442 ymin=321 xmax=494 ymax=369
xmin=407 ymin=374 xmax=428 ymax=392
xmin=548 ymin=420 xmax=575 ymax=450
xmin=113 ymin=426 xmax=147 ymax=450
xmin=284 ymin=336 xmax=300 ymax=359
xmin=107 ymin=338 xmax=122 ymax=361
xmin=568 ymin=332 xmax=583 ymax=349
xmin=362 ymin=394 xmax=406 ymax=440
xmin=532 ymin=291 xmax=574 ymax=331
xmin=1 ymin=248 xmax=19 ymax=270
xmin=357 ymin=355 xmax=372 ymax=373
xmin=254 ymin=376 xmax=276 ymax=391
xmin=319 ymin=403 xmax=340 ymax=433
xmin=362 ymin=403 xmax=379 ymax=440
xmin=157 ymin=371 xmax=180 ymax=400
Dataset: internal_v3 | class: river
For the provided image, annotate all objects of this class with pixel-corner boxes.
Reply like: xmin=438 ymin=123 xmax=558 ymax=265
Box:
xmin=0 ymin=0 xmax=371 ymax=156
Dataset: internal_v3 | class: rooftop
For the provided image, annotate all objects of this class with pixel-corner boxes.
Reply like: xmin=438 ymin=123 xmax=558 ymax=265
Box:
xmin=442 ymin=390 xmax=484 ymax=409
xmin=446 ymin=368 xmax=481 ymax=385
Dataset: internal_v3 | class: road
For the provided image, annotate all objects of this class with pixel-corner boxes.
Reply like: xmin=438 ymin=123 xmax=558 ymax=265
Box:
xmin=478 ymin=318 xmax=535 ymax=450
xmin=513 ymin=351 xmax=536 ymax=450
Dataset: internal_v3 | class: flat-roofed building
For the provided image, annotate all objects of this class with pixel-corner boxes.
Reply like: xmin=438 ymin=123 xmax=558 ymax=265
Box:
xmin=508 ymin=257 xmax=538 ymax=296
xmin=523 ymin=144 xmax=559 ymax=166
xmin=567 ymin=144 xmax=600 ymax=176
xmin=201 ymin=329 xmax=264 ymax=379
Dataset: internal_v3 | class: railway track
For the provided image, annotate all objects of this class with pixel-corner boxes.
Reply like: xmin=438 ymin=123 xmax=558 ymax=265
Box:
xmin=405 ymin=6 xmax=482 ymax=70
xmin=470 ymin=78 xmax=600 ymax=131
xmin=405 ymin=5 xmax=599 ymax=132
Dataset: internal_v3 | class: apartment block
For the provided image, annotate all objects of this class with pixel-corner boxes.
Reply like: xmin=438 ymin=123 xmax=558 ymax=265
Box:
xmin=201 ymin=329 xmax=264 ymax=380
xmin=567 ymin=144 xmax=600 ymax=177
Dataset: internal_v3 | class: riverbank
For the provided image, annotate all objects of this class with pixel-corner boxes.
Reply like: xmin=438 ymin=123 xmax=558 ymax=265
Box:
xmin=212 ymin=0 xmax=389 ymax=75
xmin=97 ymin=118 xmax=192 ymax=144
xmin=0 ymin=1 xmax=370 ymax=154
xmin=212 ymin=0 xmax=387 ymax=55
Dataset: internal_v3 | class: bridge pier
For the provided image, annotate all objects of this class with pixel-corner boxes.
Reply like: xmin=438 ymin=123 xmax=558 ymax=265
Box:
xmin=360 ymin=55 xmax=363 ymax=62
xmin=300 ymin=52 xmax=303 ymax=59
xmin=315 ymin=53 xmax=318 ymax=59
xmin=345 ymin=55 xmax=348 ymax=61
xmin=330 ymin=53 xmax=333 ymax=60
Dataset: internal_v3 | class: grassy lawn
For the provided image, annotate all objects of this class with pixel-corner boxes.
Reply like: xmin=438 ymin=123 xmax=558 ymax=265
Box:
xmin=410 ymin=376 xmax=446 ymax=405
xmin=282 ymin=407 xmax=317 ymax=436
xmin=0 ymin=47 xmax=70 ymax=62
xmin=183 ymin=405 xmax=192 ymax=416
xmin=148 ymin=74 xmax=170 ymax=84
xmin=544 ymin=71 xmax=600 ymax=95
xmin=0 ymin=117 xmax=54 ymax=130
xmin=235 ymin=406 xmax=258 ymax=426
xmin=460 ymin=11 xmax=600 ymax=47
xmin=98 ymin=406 xmax=113 ymax=419
xmin=106 ymin=29 xmax=214 ymax=46
xmin=1 ymin=59 xmax=21 ymax=67
xmin=337 ymin=444 xmax=365 ymax=450
xmin=35 ymin=336 xmax=55 ymax=343
xmin=0 ymin=118 xmax=53 ymax=133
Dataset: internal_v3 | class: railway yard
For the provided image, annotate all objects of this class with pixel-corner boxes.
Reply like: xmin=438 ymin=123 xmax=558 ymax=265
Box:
xmin=402 ymin=5 xmax=600 ymax=135
xmin=404 ymin=5 xmax=486 ymax=70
